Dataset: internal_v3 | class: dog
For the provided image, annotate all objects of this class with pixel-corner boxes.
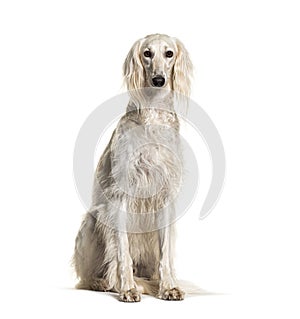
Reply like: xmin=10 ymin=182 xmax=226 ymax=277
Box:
xmin=73 ymin=34 xmax=193 ymax=302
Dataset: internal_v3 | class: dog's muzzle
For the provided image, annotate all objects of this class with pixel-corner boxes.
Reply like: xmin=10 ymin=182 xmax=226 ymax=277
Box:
xmin=152 ymin=76 xmax=165 ymax=87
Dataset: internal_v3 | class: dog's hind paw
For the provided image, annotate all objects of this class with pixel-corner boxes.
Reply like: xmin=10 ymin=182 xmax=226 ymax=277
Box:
xmin=158 ymin=287 xmax=185 ymax=301
xmin=90 ymin=278 xmax=109 ymax=291
xmin=119 ymin=288 xmax=141 ymax=302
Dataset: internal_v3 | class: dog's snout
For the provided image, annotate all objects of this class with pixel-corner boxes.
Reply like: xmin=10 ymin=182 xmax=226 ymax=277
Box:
xmin=152 ymin=76 xmax=165 ymax=87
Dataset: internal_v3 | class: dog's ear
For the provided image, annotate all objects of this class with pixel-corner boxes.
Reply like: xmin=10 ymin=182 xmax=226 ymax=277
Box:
xmin=173 ymin=38 xmax=193 ymax=102
xmin=123 ymin=39 xmax=144 ymax=91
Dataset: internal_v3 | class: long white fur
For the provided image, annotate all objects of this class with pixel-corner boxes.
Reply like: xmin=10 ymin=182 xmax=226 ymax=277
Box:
xmin=73 ymin=34 xmax=193 ymax=302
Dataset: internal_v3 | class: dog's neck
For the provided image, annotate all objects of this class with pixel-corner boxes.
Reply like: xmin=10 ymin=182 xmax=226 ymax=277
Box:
xmin=127 ymin=88 xmax=175 ymax=112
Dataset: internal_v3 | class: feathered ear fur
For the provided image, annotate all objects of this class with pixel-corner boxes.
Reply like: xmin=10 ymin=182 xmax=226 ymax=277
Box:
xmin=123 ymin=39 xmax=144 ymax=91
xmin=172 ymin=38 xmax=193 ymax=112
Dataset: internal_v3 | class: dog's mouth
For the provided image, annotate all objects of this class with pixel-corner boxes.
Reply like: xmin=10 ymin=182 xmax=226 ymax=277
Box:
xmin=151 ymin=75 xmax=166 ymax=88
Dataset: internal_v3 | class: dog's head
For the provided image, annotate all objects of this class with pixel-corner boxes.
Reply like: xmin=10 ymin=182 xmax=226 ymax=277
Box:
xmin=123 ymin=34 xmax=193 ymax=99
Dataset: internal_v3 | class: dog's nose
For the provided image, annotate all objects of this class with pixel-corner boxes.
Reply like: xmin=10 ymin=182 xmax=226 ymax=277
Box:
xmin=152 ymin=76 xmax=165 ymax=87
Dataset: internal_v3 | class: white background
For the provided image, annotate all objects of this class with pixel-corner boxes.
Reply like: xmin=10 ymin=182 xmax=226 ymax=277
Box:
xmin=1 ymin=0 xmax=300 ymax=318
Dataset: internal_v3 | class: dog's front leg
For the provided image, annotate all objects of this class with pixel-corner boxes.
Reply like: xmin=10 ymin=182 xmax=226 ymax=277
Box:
xmin=157 ymin=205 xmax=185 ymax=300
xmin=116 ymin=205 xmax=141 ymax=302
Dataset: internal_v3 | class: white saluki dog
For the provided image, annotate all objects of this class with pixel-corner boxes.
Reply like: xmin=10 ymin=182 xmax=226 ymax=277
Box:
xmin=74 ymin=34 xmax=193 ymax=302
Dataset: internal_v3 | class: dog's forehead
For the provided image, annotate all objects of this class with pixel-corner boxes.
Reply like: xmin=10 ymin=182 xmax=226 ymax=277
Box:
xmin=142 ymin=37 xmax=176 ymax=50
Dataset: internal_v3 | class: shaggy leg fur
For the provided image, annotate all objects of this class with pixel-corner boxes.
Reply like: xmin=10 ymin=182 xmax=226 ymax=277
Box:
xmin=157 ymin=206 xmax=185 ymax=300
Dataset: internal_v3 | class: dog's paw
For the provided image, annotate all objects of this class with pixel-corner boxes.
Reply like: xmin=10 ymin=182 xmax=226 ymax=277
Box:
xmin=90 ymin=278 xmax=109 ymax=291
xmin=119 ymin=288 xmax=141 ymax=302
xmin=158 ymin=287 xmax=185 ymax=301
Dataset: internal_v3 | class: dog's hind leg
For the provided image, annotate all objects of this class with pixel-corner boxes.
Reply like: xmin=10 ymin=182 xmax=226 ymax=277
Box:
xmin=76 ymin=277 xmax=109 ymax=291
xmin=73 ymin=212 xmax=109 ymax=291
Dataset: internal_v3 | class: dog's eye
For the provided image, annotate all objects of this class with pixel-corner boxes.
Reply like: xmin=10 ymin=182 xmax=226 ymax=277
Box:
xmin=166 ymin=50 xmax=173 ymax=58
xmin=143 ymin=50 xmax=152 ymax=58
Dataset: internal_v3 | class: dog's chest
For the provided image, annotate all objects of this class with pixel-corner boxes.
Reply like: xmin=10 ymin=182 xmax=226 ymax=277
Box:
xmin=111 ymin=109 xmax=182 ymax=201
